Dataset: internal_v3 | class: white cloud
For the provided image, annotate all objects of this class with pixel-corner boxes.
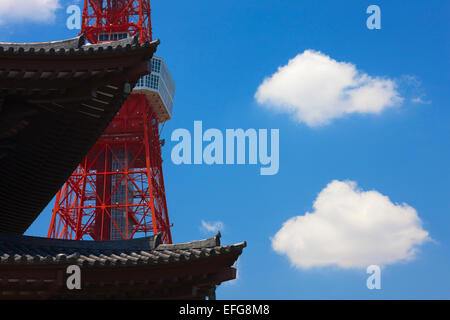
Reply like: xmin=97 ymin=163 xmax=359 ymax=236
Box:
xmin=411 ymin=96 xmax=431 ymax=105
xmin=0 ymin=0 xmax=60 ymax=24
xmin=200 ymin=220 xmax=224 ymax=234
xmin=272 ymin=180 xmax=430 ymax=269
xmin=399 ymin=75 xmax=431 ymax=105
xmin=255 ymin=50 xmax=403 ymax=126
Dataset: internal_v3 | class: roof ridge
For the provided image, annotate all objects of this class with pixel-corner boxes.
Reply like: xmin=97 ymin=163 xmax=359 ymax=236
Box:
xmin=155 ymin=233 xmax=223 ymax=250
xmin=0 ymin=36 xmax=159 ymax=55
xmin=0 ymin=35 xmax=83 ymax=46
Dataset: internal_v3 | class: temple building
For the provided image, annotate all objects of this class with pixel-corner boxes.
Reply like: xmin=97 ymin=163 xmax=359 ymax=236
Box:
xmin=0 ymin=232 xmax=244 ymax=299
xmin=0 ymin=36 xmax=245 ymax=299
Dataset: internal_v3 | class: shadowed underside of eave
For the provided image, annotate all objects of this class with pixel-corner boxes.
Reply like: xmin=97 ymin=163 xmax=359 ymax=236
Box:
xmin=0 ymin=36 xmax=159 ymax=234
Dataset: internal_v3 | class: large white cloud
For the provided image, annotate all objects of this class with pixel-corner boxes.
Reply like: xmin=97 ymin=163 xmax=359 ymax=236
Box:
xmin=0 ymin=0 xmax=60 ymax=24
xmin=272 ymin=180 xmax=430 ymax=269
xmin=255 ymin=50 xmax=403 ymax=126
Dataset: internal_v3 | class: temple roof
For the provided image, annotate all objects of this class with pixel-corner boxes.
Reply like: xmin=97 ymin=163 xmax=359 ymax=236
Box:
xmin=0 ymin=232 xmax=246 ymax=267
xmin=0 ymin=233 xmax=246 ymax=299
xmin=0 ymin=35 xmax=158 ymax=235
xmin=0 ymin=35 xmax=158 ymax=55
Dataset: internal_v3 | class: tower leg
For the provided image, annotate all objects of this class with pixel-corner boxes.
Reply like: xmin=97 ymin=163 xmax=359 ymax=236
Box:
xmin=47 ymin=94 xmax=172 ymax=243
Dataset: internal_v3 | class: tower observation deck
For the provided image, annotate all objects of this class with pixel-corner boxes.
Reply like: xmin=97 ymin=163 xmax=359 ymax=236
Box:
xmin=134 ymin=56 xmax=175 ymax=122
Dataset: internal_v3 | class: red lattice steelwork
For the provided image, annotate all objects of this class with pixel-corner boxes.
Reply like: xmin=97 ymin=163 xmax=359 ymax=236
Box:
xmin=48 ymin=95 xmax=172 ymax=242
xmin=81 ymin=0 xmax=152 ymax=44
xmin=48 ymin=1 xmax=173 ymax=243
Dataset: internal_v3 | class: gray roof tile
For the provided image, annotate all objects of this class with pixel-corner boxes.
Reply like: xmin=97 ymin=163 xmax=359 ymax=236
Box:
xmin=0 ymin=232 xmax=246 ymax=267
xmin=0 ymin=35 xmax=160 ymax=56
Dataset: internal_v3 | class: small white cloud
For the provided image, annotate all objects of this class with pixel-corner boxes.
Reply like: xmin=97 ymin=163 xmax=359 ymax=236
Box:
xmin=272 ymin=180 xmax=430 ymax=269
xmin=411 ymin=96 xmax=431 ymax=105
xmin=0 ymin=0 xmax=61 ymax=24
xmin=399 ymin=75 xmax=431 ymax=105
xmin=255 ymin=50 xmax=403 ymax=126
xmin=200 ymin=220 xmax=224 ymax=234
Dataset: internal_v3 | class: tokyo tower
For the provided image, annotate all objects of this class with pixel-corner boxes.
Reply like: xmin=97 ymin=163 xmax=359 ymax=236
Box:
xmin=47 ymin=0 xmax=174 ymax=243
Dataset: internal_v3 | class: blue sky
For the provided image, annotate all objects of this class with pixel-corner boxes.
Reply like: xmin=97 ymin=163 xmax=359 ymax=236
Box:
xmin=3 ymin=0 xmax=449 ymax=299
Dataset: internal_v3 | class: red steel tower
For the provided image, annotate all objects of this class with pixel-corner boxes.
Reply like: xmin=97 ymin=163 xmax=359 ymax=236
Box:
xmin=47 ymin=0 xmax=174 ymax=243
xmin=81 ymin=0 xmax=152 ymax=44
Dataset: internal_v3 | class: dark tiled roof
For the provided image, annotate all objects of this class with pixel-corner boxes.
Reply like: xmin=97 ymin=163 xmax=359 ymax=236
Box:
xmin=0 ymin=35 xmax=160 ymax=55
xmin=0 ymin=232 xmax=246 ymax=267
